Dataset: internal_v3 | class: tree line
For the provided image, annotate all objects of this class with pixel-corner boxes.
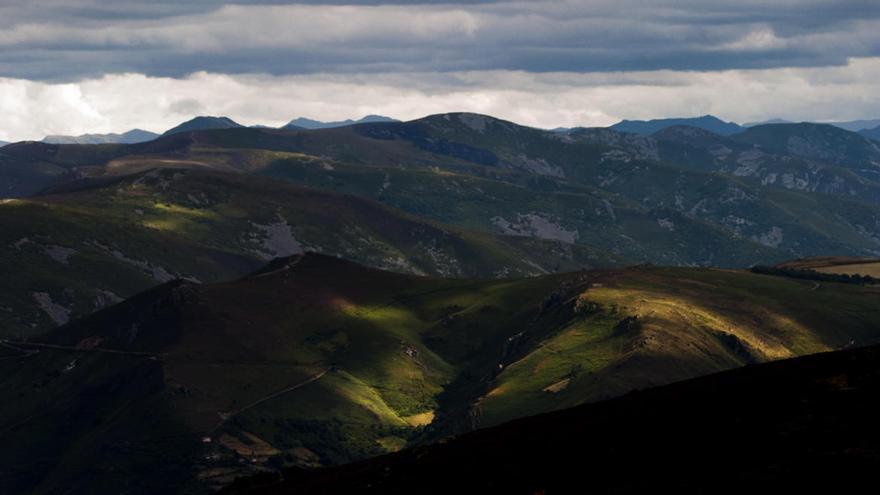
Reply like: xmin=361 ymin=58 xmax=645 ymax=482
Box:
xmin=751 ymin=265 xmax=877 ymax=285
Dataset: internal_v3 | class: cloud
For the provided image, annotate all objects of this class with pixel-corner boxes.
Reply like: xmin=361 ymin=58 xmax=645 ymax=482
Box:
xmin=1 ymin=1 xmax=878 ymax=141
xmin=4 ymin=58 xmax=880 ymax=141
xmin=0 ymin=1 xmax=877 ymax=80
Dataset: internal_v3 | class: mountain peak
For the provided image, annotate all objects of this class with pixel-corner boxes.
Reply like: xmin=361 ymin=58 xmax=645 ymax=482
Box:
xmin=610 ymin=115 xmax=743 ymax=136
xmin=417 ymin=112 xmax=519 ymax=131
xmin=162 ymin=116 xmax=243 ymax=136
xmin=282 ymin=115 xmax=398 ymax=130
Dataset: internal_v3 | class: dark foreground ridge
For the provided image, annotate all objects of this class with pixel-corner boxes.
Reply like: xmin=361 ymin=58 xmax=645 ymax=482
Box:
xmin=223 ymin=343 xmax=880 ymax=494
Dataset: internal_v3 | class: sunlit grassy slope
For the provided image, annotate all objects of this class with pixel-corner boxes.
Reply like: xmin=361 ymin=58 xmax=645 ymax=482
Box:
xmin=3 ymin=254 xmax=878 ymax=494
xmin=815 ymin=262 xmax=880 ymax=277
xmin=0 ymin=168 xmax=620 ymax=338
xmin=779 ymin=256 xmax=880 ymax=277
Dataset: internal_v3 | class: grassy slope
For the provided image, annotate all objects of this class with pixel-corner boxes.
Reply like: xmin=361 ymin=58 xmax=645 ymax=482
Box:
xmin=222 ymin=342 xmax=880 ymax=495
xmin=0 ymin=168 xmax=619 ymax=338
xmin=3 ymin=255 xmax=878 ymax=494
xmin=476 ymin=266 xmax=879 ymax=426
xmin=815 ymin=262 xmax=880 ymax=277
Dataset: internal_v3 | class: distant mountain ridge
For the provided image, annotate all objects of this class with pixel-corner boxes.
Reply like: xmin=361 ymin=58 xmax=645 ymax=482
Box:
xmin=746 ymin=118 xmax=880 ymax=132
xmin=42 ymin=129 xmax=158 ymax=145
xmin=610 ymin=115 xmax=744 ymax=136
xmin=283 ymin=114 xmax=398 ymax=130
xmin=744 ymin=118 xmax=794 ymax=127
xmin=162 ymin=116 xmax=243 ymax=135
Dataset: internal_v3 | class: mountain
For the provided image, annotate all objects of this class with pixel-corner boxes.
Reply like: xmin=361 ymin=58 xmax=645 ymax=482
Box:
xmin=223 ymin=341 xmax=880 ymax=494
xmin=745 ymin=119 xmax=880 ymax=132
xmin=0 ymin=168 xmax=620 ymax=337
xmin=43 ymin=129 xmax=159 ymax=145
xmin=6 ymin=113 xmax=880 ymax=267
xmin=649 ymin=124 xmax=880 ymax=204
xmin=163 ymin=116 xmax=243 ymax=135
xmin=609 ymin=115 xmax=744 ymax=135
xmin=2 ymin=254 xmax=879 ymax=494
xmin=731 ymin=123 xmax=880 ymax=181
xmin=282 ymin=115 xmax=398 ymax=130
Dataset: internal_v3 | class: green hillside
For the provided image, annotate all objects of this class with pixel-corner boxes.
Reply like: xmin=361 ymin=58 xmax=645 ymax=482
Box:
xmin=0 ymin=168 xmax=620 ymax=338
xmin=2 ymin=255 xmax=877 ymax=493
xmin=221 ymin=341 xmax=880 ymax=495
xmin=7 ymin=114 xmax=880 ymax=269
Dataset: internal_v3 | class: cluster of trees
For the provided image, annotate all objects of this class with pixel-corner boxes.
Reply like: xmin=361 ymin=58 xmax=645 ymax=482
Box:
xmin=751 ymin=265 xmax=877 ymax=285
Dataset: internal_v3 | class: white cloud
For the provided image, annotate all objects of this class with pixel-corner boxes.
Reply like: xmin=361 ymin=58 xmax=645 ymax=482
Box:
xmin=4 ymin=58 xmax=880 ymax=141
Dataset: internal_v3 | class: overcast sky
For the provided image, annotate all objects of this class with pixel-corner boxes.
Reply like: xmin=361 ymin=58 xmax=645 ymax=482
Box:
xmin=1 ymin=0 xmax=880 ymax=141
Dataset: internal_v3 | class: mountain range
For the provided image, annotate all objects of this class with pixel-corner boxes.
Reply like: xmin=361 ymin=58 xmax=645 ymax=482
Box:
xmin=4 ymin=113 xmax=880 ymax=274
xmin=613 ymin=116 xmax=880 ymax=135
xmin=283 ymin=115 xmax=398 ymax=130
xmin=13 ymin=114 xmax=880 ymax=147
xmin=42 ymin=129 xmax=160 ymax=145
xmin=3 ymin=110 xmax=880 ymax=493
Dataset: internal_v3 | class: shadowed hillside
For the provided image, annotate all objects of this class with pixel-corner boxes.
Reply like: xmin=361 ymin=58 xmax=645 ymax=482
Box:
xmin=2 ymin=255 xmax=878 ymax=493
xmin=0 ymin=168 xmax=619 ymax=337
xmin=221 ymin=342 xmax=880 ymax=494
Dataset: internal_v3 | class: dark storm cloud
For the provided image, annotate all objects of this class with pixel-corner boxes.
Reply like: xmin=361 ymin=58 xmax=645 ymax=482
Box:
xmin=0 ymin=0 xmax=878 ymax=80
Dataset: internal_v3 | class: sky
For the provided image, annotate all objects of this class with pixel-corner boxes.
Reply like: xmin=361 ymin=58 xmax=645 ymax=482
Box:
xmin=1 ymin=0 xmax=880 ymax=141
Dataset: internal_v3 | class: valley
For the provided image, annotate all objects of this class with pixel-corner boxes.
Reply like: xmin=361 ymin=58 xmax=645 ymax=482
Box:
xmin=221 ymin=337 xmax=880 ymax=494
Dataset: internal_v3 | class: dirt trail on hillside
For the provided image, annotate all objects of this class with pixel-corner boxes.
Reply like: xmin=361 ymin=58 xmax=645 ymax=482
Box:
xmin=213 ymin=367 xmax=331 ymax=431
xmin=0 ymin=339 xmax=160 ymax=358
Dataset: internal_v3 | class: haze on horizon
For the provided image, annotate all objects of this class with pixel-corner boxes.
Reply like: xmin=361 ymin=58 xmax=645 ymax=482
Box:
xmin=1 ymin=0 xmax=880 ymax=141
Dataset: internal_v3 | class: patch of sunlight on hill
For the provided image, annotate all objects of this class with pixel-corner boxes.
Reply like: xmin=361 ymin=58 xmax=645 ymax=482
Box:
xmin=141 ymin=202 xmax=218 ymax=232
xmin=478 ymin=279 xmax=833 ymax=426
xmin=816 ymin=262 xmax=880 ymax=278
xmin=331 ymin=371 xmax=409 ymax=427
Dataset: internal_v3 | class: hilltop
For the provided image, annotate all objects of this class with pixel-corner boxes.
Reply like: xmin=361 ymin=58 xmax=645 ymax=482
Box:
xmin=283 ymin=115 xmax=398 ymax=130
xmin=732 ymin=122 xmax=880 ymax=179
xmin=163 ymin=116 xmax=243 ymax=136
xmin=2 ymin=254 xmax=879 ymax=493
xmin=610 ymin=115 xmax=744 ymax=135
